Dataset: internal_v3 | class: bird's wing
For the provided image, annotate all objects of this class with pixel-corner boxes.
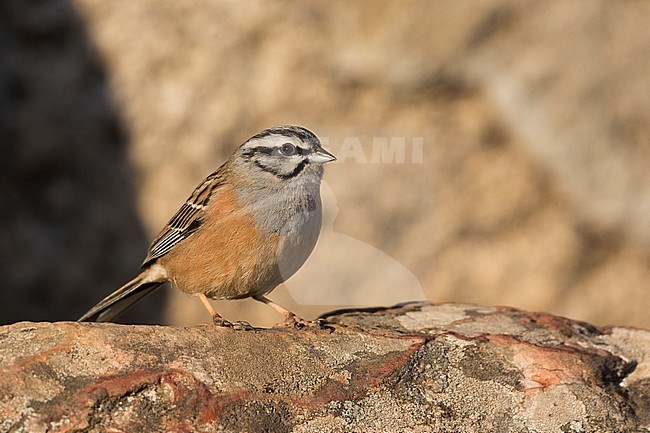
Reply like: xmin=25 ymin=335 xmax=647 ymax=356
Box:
xmin=142 ymin=168 xmax=225 ymax=266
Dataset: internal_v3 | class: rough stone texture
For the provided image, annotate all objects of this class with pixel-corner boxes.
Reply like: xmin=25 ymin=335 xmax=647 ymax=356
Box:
xmin=1 ymin=1 xmax=650 ymax=329
xmin=0 ymin=303 xmax=648 ymax=432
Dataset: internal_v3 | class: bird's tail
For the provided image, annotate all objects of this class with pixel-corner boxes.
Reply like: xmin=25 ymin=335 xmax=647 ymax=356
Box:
xmin=78 ymin=270 xmax=164 ymax=322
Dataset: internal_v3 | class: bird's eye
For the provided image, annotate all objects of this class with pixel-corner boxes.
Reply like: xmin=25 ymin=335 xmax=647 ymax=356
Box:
xmin=279 ymin=143 xmax=297 ymax=156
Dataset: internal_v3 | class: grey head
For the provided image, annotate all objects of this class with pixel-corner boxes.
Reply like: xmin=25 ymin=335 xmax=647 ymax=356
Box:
xmin=234 ymin=126 xmax=336 ymax=184
xmin=227 ymin=125 xmax=335 ymax=243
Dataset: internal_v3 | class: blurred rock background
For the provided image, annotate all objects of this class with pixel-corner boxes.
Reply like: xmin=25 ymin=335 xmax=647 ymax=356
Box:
xmin=1 ymin=0 xmax=648 ymax=328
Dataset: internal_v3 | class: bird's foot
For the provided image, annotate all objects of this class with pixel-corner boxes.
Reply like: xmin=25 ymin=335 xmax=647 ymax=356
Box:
xmin=211 ymin=315 xmax=256 ymax=331
xmin=211 ymin=315 xmax=233 ymax=328
xmin=314 ymin=317 xmax=335 ymax=332
xmin=231 ymin=320 xmax=256 ymax=331
xmin=274 ymin=315 xmax=334 ymax=332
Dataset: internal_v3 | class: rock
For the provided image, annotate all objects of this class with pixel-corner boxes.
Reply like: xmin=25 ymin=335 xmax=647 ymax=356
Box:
xmin=0 ymin=303 xmax=647 ymax=432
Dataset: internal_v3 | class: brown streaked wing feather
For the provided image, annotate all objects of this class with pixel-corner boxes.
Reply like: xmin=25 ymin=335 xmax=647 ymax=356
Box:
xmin=142 ymin=168 xmax=225 ymax=267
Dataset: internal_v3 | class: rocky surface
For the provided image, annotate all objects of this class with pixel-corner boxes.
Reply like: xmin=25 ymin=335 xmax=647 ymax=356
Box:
xmin=0 ymin=303 xmax=648 ymax=432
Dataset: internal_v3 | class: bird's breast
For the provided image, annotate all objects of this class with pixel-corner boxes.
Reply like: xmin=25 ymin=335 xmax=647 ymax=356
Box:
xmin=159 ymin=186 xmax=281 ymax=298
xmin=159 ymin=185 xmax=322 ymax=299
xmin=245 ymin=186 xmax=323 ymax=287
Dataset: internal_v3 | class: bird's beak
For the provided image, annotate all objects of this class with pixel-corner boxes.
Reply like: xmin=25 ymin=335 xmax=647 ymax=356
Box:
xmin=308 ymin=146 xmax=336 ymax=164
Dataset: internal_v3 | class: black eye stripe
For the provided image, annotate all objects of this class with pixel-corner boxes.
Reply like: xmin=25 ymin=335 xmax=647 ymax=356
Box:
xmin=245 ymin=145 xmax=307 ymax=156
xmin=248 ymin=146 xmax=275 ymax=155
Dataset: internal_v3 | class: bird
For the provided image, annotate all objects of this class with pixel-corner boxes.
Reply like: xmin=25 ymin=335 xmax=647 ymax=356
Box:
xmin=78 ymin=125 xmax=336 ymax=328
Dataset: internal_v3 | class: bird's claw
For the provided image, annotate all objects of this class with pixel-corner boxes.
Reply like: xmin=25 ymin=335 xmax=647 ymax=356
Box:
xmin=212 ymin=317 xmax=255 ymax=331
xmin=314 ymin=317 xmax=335 ymax=333
xmin=212 ymin=317 xmax=233 ymax=327
xmin=274 ymin=315 xmax=334 ymax=332
xmin=231 ymin=320 xmax=255 ymax=331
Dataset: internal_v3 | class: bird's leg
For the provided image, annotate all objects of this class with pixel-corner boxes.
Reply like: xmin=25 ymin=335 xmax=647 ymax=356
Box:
xmin=253 ymin=295 xmax=311 ymax=329
xmin=198 ymin=293 xmax=232 ymax=327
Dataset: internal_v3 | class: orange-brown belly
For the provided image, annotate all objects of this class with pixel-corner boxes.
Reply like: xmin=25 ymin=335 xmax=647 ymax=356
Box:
xmin=158 ymin=187 xmax=281 ymax=299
